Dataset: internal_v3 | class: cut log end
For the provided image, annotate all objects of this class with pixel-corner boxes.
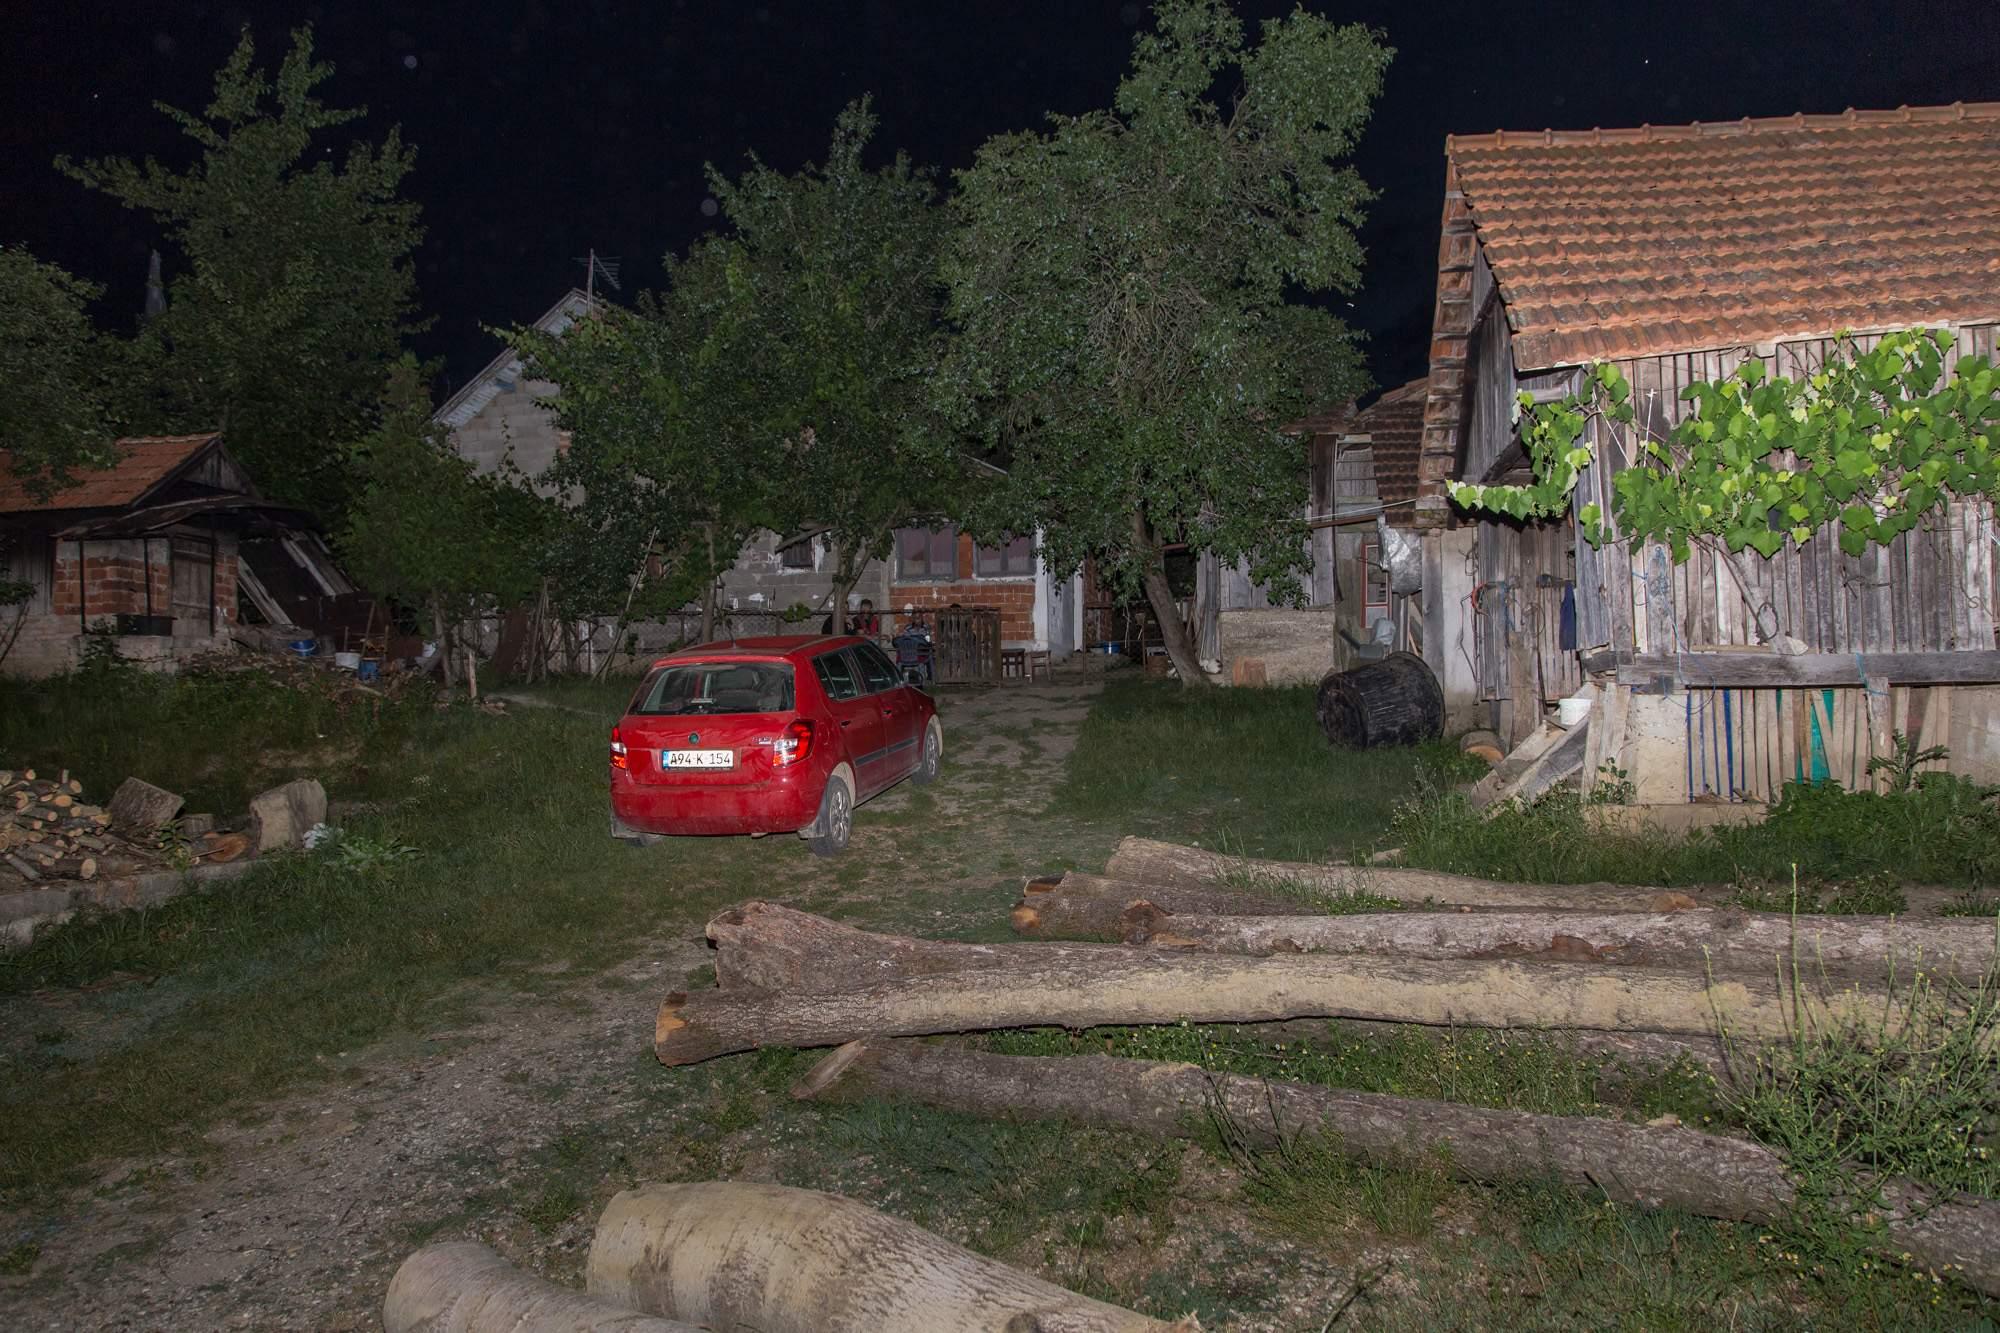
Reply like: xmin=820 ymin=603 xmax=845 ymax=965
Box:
xmin=1022 ymin=876 xmax=1061 ymax=896
xmin=1010 ymin=903 xmax=1043 ymax=934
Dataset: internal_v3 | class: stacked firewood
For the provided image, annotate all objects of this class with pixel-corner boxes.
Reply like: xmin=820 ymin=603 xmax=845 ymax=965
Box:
xmin=0 ymin=769 xmax=114 ymax=882
xmin=651 ymin=837 xmax=2000 ymax=1300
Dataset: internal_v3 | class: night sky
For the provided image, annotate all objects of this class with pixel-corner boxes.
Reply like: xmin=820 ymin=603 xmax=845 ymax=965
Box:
xmin=7 ymin=1 xmax=1997 ymax=401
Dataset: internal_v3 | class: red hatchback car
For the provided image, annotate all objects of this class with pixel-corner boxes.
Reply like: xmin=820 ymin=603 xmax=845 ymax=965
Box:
xmin=609 ymin=635 xmax=941 ymax=855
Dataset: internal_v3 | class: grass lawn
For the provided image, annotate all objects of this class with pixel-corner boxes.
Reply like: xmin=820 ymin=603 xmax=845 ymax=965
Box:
xmin=2 ymin=664 xmax=1995 ymax=1328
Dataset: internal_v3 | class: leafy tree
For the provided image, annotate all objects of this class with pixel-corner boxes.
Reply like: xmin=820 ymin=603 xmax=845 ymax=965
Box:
xmin=938 ymin=0 xmax=1388 ymax=682
xmin=706 ymin=98 xmax=958 ymax=613
xmin=0 ymin=247 xmax=119 ymax=499
xmin=338 ymin=359 xmax=545 ymax=684
xmin=517 ymin=103 xmax=956 ymax=638
xmin=514 ymin=244 xmax=784 ymax=643
xmin=59 ymin=26 xmax=424 ymax=523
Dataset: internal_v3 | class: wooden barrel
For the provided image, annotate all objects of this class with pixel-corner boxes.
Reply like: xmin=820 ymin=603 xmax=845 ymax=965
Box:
xmin=1316 ymin=651 xmax=1445 ymax=749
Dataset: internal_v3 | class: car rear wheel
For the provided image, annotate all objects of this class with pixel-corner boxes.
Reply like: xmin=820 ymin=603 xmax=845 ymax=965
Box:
xmin=911 ymin=718 xmax=943 ymax=786
xmin=808 ymin=775 xmax=853 ymax=857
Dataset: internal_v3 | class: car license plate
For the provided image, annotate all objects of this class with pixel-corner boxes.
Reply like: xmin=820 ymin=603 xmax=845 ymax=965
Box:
xmin=663 ymin=749 xmax=734 ymax=770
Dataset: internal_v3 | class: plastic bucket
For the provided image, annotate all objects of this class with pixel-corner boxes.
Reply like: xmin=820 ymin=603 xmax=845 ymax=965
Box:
xmin=288 ymin=638 xmax=317 ymax=658
xmin=333 ymin=651 xmax=362 ymax=671
xmin=356 ymin=658 xmax=381 ymax=683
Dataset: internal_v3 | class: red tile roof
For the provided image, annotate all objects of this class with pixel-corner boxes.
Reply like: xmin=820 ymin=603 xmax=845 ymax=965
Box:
xmin=1350 ymin=377 xmax=1427 ymax=507
xmin=1446 ymin=103 xmax=2000 ymax=369
xmin=0 ymin=434 xmax=221 ymax=514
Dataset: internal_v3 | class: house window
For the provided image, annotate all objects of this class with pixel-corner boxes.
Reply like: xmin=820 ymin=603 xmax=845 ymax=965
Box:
xmin=778 ymin=536 xmax=815 ymax=571
xmin=974 ymin=534 xmax=1034 ymax=578
xmin=895 ymin=527 xmax=957 ymax=581
xmin=1362 ymin=540 xmax=1390 ymax=615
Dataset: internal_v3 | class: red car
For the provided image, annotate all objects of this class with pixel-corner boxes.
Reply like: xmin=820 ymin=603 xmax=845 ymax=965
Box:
xmin=608 ymin=635 xmax=942 ymax=855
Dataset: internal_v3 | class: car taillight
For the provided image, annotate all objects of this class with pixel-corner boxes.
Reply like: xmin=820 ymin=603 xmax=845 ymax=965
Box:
xmin=610 ymin=726 xmax=628 ymax=770
xmin=771 ymin=718 xmax=814 ymax=767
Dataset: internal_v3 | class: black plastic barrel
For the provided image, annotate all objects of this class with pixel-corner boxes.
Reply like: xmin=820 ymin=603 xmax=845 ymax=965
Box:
xmin=1316 ymin=651 xmax=1445 ymax=749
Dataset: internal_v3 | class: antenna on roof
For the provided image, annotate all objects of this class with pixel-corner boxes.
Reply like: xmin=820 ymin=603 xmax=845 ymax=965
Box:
xmin=575 ymin=249 xmax=622 ymax=307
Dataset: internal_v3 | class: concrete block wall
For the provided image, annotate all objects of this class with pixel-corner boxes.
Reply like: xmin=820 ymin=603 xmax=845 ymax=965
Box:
xmin=451 ymin=377 xmax=566 ymax=487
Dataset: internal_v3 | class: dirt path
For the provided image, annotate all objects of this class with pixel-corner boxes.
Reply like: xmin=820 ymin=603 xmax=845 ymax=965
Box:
xmin=0 ymin=676 xmax=1107 ymax=1331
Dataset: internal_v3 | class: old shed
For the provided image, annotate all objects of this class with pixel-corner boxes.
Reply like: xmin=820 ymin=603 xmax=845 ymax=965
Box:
xmin=1413 ymin=102 xmax=2000 ymax=796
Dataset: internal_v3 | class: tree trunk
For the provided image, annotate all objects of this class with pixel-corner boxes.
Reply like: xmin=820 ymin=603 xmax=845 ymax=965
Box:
xmin=1055 ymin=858 xmax=1710 ymax=916
xmin=1105 ymin=836 xmax=1979 ymax=917
xmin=1121 ymin=904 xmax=2000 ymax=985
xmin=429 ymin=595 xmax=455 ymax=688
xmin=699 ymin=525 xmax=718 ymax=644
xmin=708 ymin=901 xmax=1116 ymax=992
xmin=586 ymin=1181 xmax=1185 ymax=1333
xmin=384 ymin=1242 xmax=701 ymax=1332
xmin=1131 ymin=508 xmax=1208 ymax=687
xmin=1013 ymin=872 xmax=1314 ymax=937
xmin=793 ymin=1042 xmax=2000 ymax=1299
xmin=710 ymin=904 xmax=1746 ymax=1079
xmin=655 ymin=937 xmax=1901 ymax=1067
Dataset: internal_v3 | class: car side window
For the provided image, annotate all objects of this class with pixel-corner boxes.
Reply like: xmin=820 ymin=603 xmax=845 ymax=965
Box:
xmin=852 ymin=643 xmax=900 ymax=694
xmin=813 ymin=651 xmax=861 ymax=702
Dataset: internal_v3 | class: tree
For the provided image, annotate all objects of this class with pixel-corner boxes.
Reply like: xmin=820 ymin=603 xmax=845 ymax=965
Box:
xmin=58 ymin=26 xmax=424 ymax=523
xmin=938 ymin=0 xmax=1389 ymax=683
xmin=514 ymin=244 xmax=784 ymax=645
xmin=0 ymin=247 xmax=119 ymax=498
xmin=706 ymin=99 xmax=959 ymax=614
xmin=338 ymin=359 xmax=545 ymax=686
xmin=517 ymin=102 xmax=956 ymax=639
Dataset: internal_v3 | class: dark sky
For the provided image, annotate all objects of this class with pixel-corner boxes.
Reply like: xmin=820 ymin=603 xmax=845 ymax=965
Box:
xmin=6 ymin=1 xmax=1998 ymax=401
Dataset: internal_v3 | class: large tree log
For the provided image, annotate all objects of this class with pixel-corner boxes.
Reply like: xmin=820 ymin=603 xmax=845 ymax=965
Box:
xmin=656 ymin=935 xmax=1902 ymax=1067
xmin=709 ymin=904 xmax=1744 ymax=1078
xmin=1014 ymin=872 xmax=1320 ymax=938
xmin=383 ymin=1242 xmax=701 ymax=1332
xmin=1104 ymin=838 xmax=1714 ymax=911
xmin=1105 ymin=836 xmax=1978 ymax=916
xmin=708 ymin=902 xmax=1113 ymax=992
xmin=794 ymin=1042 xmax=2000 ymax=1299
xmin=1122 ymin=904 xmax=2000 ymax=985
xmin=585 ymin=1181 xmax=1187 ymax=1332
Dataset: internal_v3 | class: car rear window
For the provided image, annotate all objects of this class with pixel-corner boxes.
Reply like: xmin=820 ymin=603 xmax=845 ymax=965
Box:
xmin=813 ymin=651 xmax=861 ymax=702
xmin=632 ymin=662 xmax=795 ymax=716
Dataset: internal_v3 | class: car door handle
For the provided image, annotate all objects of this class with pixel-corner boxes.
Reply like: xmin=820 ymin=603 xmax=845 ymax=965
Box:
xmin=840 ymin=719 xmax=853 ymax=728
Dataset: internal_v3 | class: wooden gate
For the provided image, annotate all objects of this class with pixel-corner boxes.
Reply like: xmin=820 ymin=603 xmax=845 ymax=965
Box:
xmin=933 ymin=608 xmax=1001 ymax=685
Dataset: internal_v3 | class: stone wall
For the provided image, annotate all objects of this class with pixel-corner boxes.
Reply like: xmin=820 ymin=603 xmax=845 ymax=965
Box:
xmin=450 ymin=376 xmax=567 ymax=487
xmin=7 ymin=533 xmax=240 ymax=677
xmin=1217 ymin=607 xmax=1337 ymax=686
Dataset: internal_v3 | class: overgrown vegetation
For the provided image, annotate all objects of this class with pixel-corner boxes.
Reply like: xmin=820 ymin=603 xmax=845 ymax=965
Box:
xmin=1393 ymin=761 xmax=2000 ymax=894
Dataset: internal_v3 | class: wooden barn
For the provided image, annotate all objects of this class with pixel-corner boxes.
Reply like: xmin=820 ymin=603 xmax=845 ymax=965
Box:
xmin=1412 ymin=102 xmax=2000 ymax=799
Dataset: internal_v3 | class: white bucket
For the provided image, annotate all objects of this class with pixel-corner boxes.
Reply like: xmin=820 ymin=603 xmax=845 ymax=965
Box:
xmin=333 ymin=651 xmax=362 ymax=671
xmin=1555 ymin=695 xmax=1593 ymax=728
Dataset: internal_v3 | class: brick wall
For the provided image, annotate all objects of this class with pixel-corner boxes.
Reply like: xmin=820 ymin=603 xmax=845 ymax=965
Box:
xmin=889 ymin=534 xmax=1040 ymax=644
xmin=49 ymin=535 xmax=240 ymax=627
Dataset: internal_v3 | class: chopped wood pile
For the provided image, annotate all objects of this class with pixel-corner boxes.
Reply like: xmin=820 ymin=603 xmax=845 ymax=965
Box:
xmin=650 ymin=836 xmax=2000 ymax=1300
xmin=0 ymin=769 xmax=115 ymax=882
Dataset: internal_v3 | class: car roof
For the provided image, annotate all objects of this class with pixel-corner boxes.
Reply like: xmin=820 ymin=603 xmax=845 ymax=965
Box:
xmin=652 ymin=634 xmax=858 ymax=667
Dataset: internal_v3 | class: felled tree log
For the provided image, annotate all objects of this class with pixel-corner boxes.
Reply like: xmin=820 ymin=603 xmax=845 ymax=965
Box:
xmin=1122 ymin=904 xmax=1999 ymax=985
xmin=655 ymin=927 xmax=1901 ymax=1067
xmin=708 ymin=904 xmax=1744 ymax=1078
xmin=1104 ymin=837 xmax=1709 ymax=911
xmin=1105 ymin=836 xmax=1979 ymax=917
xmin=708 ymin=901 xmax=1113 ymax=992
xmin=1012 ymin=872 xmax=1324 ymax=938
xmin=586 ymin=1181 xmax=1187 ymax=1332
xmin=793 ymin=1042 xmax=2000 ymax=1299
xmin=383 ymin=1242 xmax=702 ymax=1332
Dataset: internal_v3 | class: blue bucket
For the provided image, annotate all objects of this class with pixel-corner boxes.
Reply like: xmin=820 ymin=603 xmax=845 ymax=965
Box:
xmin=288 ymin=638 xmax=317 ymax=658
xmin=356 ymin=658 xmax=381 ymax=683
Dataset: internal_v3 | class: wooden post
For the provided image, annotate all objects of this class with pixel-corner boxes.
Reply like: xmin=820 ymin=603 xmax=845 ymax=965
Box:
xmin=1865 ymin=675 xmax=1893 ymax=790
